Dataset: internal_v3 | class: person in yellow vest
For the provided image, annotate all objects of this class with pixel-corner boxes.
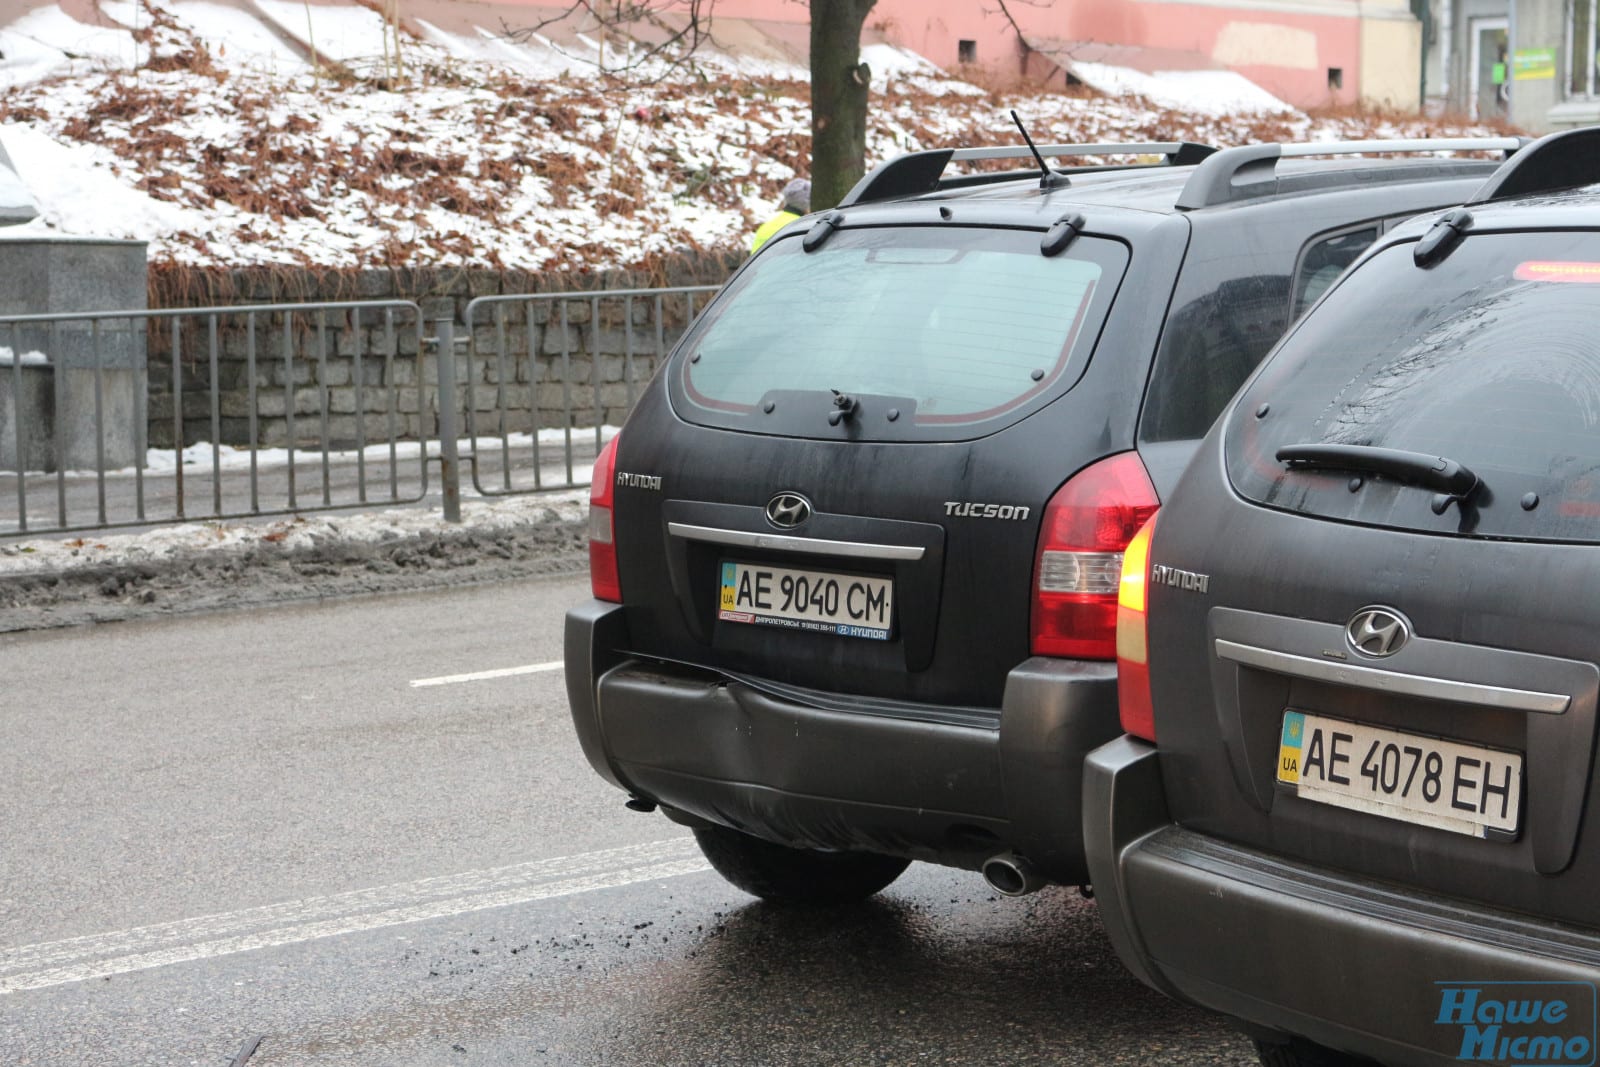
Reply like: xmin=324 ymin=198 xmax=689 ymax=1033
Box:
xmin=749 ymin=178 xmax=811 ymax=254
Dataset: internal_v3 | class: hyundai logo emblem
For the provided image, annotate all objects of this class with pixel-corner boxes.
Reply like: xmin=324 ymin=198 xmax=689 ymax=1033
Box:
xmin=765 ymin=492 xmax=813 ymax=529
xmin=1346 ymin=606 xmax=1412 ymax=658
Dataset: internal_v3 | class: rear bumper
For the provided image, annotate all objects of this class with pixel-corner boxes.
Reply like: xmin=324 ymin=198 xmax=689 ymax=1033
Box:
xmin=565 ymin=599 xmax=1121 ymax=882
xmin=1084 ymin=736 xmax=1600 ymax=1066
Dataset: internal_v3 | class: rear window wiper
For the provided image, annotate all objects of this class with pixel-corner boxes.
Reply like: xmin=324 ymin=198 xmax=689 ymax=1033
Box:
xmin=829 ymin=390 xmax=859 ymax=426
xmin=1276 ymin=443 xmax=1480 ymax=514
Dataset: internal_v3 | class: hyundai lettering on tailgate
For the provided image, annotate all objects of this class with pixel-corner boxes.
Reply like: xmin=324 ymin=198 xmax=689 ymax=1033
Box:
xmin=718 ymin=561 xmax=893 ymax=640
xmin=1277 ymin=711 xmax=1523 ymax=838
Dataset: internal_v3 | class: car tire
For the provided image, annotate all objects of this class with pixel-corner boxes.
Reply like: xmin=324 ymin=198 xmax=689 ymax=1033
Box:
xmin=692 ymin=824 xmax=910 ymax=903
xmin=1253 ymin=1038 xmax=1380 ymax=1067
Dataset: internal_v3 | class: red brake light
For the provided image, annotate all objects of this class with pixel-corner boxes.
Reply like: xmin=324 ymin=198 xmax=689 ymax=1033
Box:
xmin=1030 ymin=452 xmax=1159 ymax=660
xmin=589 ymin=435 xmax=622 ymax=602
xmin=1116 ymin=513 xmax=1159 ymax=742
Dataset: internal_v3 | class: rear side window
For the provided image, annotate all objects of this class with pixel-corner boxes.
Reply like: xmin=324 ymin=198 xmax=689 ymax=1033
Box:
xmin=1138 ymin=270 xmax=1290 ymax=444
xmin=1291 ymin=224 xmax=1378 ymax=318
xmin=670 ymin=227 xmax=1128 ymax=442
xmin=1228 ymin=231 xmax=1600 ymax=542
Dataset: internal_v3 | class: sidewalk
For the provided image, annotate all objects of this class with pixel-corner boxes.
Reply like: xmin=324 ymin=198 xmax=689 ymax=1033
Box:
xmin=0 ymin=442 xmax=598 ymax=632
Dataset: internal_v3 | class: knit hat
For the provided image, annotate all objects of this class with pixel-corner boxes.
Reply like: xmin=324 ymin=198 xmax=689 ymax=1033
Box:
xmin=781 ymin=178 xmax=811 ymax=214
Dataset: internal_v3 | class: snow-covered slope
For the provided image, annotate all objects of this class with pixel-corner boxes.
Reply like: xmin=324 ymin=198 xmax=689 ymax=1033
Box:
xmin=0 ymin=0 xmax=1511 ymax=271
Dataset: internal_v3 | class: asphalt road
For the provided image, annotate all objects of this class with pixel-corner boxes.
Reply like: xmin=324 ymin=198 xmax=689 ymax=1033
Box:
xmin=0 ymin=574 xmax=1256 ymax=1066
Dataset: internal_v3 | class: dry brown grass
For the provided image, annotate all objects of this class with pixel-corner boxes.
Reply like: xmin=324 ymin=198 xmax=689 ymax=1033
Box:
xmin=13 ymin=5 xmax=1525 ymax=285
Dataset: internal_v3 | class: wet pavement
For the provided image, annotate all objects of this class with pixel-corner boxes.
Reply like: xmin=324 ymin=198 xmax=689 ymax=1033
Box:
xmin=0 ymin=574 xmax=1256 ymax=1066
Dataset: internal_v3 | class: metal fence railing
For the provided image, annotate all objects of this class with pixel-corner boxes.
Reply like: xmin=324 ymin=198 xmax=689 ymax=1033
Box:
xmin=0 ymin=285 xmax=721 ymax=539
xmin=461 ymin=286 xmax=719 ymax=496
xmin=0 ymin=301 xmax=429 ymax=537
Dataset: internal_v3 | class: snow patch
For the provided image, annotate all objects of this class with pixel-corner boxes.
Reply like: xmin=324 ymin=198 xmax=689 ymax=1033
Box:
xmin=0 ymin=347 xmax=49 ymax=367
xmin=168 ymin=1 xmax=310 ymax=73
xmin=0 ymin=489 xmax=590 ymax=575
xmin=252 ymin=0 xmax=395 ymax=65
xmin=1069 ymin=63 xmax=1294 ymax=116
xmin=0 ymin=4 xmax=145 ymax=87
xmin=0 ymin=123 xmax=203 ymax=243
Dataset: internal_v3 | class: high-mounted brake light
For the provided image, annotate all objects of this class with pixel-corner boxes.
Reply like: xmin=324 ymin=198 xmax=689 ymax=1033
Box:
xmin=1116 ymin=514 xmax=1159 ymax=742
xmin=1030 ymin=452 xmax=1159 ymax=660
xmin=589 ymin=435 xmax=622 ymax=602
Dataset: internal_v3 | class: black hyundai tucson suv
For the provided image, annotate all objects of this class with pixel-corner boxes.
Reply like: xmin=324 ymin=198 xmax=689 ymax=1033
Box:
xmin=565 ymin=133 xmax=1520 ymax=904
xmin=1088 ymin=126 xmax=1600 ymax=1067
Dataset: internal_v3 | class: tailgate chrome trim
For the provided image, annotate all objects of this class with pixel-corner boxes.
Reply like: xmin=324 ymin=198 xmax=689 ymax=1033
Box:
xmin=1214 ymin=639 xmax=1571 ymax=715
xmin=667 ymin=522 xmax=926 ymax=561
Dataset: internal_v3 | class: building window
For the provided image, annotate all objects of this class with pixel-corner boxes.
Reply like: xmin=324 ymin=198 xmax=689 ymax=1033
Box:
xmin=1327 ymin=67 xmax=1344 ymax=91
xmin=1568 ymin=0 xmax=1598 ymax=97
xmin=958 ymin=39 xmax=977 ymax=64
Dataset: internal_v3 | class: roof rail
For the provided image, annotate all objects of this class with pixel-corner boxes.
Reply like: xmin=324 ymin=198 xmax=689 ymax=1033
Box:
xmin=837 ymin=141 xmax=1218 ymax=208
xmin=1174 ymin=137 xmax=1528 ymax=211
xmin=1466 ymin=126 xmax=1600 ymax=205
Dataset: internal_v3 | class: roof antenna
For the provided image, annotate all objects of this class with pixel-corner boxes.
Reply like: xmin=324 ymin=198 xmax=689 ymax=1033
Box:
xmin=1010 ymin=109 xmax=1069 ymax=191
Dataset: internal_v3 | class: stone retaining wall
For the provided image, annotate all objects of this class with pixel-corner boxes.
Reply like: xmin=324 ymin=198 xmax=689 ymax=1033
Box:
xmin=145 ymin=257 xmax=739 ymax=449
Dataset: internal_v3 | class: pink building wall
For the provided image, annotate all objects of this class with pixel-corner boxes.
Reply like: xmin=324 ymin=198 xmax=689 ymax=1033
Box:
xmin=628 ymin=0 xmax=1379 ymax=109
xmin=871 ymin=0 xmax=1365 ymax=108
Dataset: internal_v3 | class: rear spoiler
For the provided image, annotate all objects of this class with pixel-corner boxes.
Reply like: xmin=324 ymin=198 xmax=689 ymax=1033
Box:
xmin=838 ymin=142 xmax=1218 ymax=207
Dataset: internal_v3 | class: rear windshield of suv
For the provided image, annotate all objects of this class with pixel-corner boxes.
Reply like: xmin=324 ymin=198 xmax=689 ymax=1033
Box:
xmin=1227 ymin=231 xmax=1600 ymax=542
xmin=670 ymin=226 xmax=1128 ymax=441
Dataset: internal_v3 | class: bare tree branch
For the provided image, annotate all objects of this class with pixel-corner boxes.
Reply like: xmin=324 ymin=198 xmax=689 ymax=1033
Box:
xmin=984 ymin=0 xmax=1054 ymax=61
xmin=983 ymin=0 xmax=1104 ymax=83
xmin=498 ymin=0 xmax=719 ymax=82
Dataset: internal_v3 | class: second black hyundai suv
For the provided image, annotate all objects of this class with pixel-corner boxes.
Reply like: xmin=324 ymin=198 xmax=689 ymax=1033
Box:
xmin=565 ymin=133 xmax=1521 ymax=903
xmin=1089 ymin=126 xmax=1600 ymax=1066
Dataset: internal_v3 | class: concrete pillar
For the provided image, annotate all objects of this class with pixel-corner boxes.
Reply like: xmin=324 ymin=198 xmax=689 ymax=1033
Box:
xmin=0 ymin=358 xmax=53 ymax=471
xmin=0 ymin=236 xmax=148 ymax=472
xmin=1511 ymin=0 xmax=1574 ymax=131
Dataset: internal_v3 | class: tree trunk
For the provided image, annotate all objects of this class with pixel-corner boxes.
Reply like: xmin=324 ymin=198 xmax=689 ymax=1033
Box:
xmin=809 ymin=0 xmax=877 ymax=211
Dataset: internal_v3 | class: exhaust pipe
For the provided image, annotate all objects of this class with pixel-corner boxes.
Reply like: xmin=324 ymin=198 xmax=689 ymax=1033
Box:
xmin=981 ymin=852 xmax=1046 ymax=897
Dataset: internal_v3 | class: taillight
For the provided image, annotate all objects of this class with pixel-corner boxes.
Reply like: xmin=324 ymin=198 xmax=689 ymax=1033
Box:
xmin=1030 ymin=452 xmax=1159 ymax=659
xmin=589 ymin=434 xmax=622 ymax=602
xmin=1116 ymin=514 xmax=1159 ymax=741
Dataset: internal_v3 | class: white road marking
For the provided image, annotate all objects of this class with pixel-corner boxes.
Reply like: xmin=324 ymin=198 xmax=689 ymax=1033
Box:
xmin=0 ymin=839 xmax=708 ymax=994
xmin=409 ymin=660 xmax=564 ymax=688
